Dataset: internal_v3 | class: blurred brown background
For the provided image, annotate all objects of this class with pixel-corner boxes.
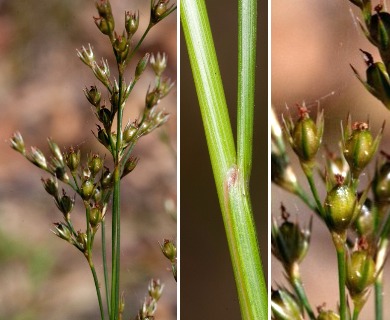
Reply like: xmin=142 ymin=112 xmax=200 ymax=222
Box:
xmin=0 ymin=1 xmax=176 ymax=319
xmin=181 ymin=1 xmax=268 ymax=319
xmin=272 ymin=0 xmax=390 ymax=318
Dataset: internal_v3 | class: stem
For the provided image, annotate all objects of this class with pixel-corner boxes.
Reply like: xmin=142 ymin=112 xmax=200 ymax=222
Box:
xmin=289 ymin=264 xmax=316 ymax=320
xmin=333 ymin=233 xmax=347 ymax=320
xmin=294 ymin=184 xmax=319 ymax=213
xmin=237 ymin=0 xmax=256 ymax=184
xmin=111 ymin=67 xmax=124 ymax=320
xmin=181 ymin=1 xmax=267 ymax=318
xmin=102 ymin=220 xmax=111 ymax=318
xmin=375 ymin=237 xmax=387 ymax=320
xmin=375 ymin=275 xmax=383 ymax=320
xmin=128 ymin=25 xmax=152 ymax=62
xmin=304 ymin=168 xmax=325 ymax=218
xmin=352 ymin=308 xmax=360 ymax=320
xmin=89 ymin=258 xmax=106 ymax=320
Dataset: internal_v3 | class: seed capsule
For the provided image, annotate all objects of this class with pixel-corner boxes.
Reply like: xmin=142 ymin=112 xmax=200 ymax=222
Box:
xmin=324 ymin=175 xmax=357 ymax=233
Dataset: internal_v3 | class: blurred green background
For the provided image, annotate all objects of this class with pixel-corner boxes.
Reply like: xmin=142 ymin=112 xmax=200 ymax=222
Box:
xmin=181 ymin=1 xmax=268 ymax=319
xmin=272 ymin=0 xmax=390 ymax=318
xmin=0 ymin=1 xmax=176 ymax=319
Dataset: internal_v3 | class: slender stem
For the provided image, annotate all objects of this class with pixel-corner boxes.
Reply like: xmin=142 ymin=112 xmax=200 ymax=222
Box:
xmin=290 ymin=275 xmax=316 ymax=320
xmin=375 ymin=275 xmax=383 ymax=320
xmin=181 ymin=1 xmax=267 ymax=318
xmin=333 ymin=236 xmax=347 ymax=320
xmin=375 ymin=237 xmax=387 ymax=320
xmin=102 ymin=220 xmax=111 ymax=318
xmin=305 ymin=168 xmax=325 ymax=218
xmin=89 ymin=258 xmax=106 ymax=320
xmin=111 ymin=67 xmax=124 ymax=320
xmin=352 ymin=308 xmax=360 ymax=320
xmin=294 ymin=184 xmax=319 ymax=213
xmin=128 ymin=25 xmax=152 ymax=62
xmin=237 ymin=0 xmax=256 ymax=185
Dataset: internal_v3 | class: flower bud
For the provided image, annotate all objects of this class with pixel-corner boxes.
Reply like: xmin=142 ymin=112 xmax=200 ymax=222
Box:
xmin=10 ymin=131 xmax=26 ymax=155
xmin=125 ymin=11 xmax=139 ymax=36
xmin=101 ymin=168 xmax=113 ymax=189
xmin=354 ymin=198 xmax=375 ymax=238
xmin=351 ymin=50 xmax=390 ymax=109
xmin=324 ymin=175 xmax=357 ymax=233
xmin=151 ymin=0 xmax=175 ymax=25
xmin=271 ymin=288 xmax=303 ymax=320
xmin=41 ymin=177 xmax=59 ymax=198
xmin=66 ymin=147 xmax=81 ymax=172
xmin=93 ymin=187 xmax=102 ymax=203
xmin=346 ymin=250 xmax=376 ymax=299
xmin=160 ymin=239 xmax=176 ymax=262
xmin=28 ymin=147 xmax=48 ymax=170
xmin=123 ymin=123 xmax=138 ymax=143
xmin=92 ymin=59 xmax=110 ymax=87
xmin=97 ymin=107 xmax=112 ymax=129
xmin=148 ymin=279 xmax=164 ymax=301
xmin=121 ymin=157 xmax=139 ymax=178
xmin=95 ymin=0 xmax=113 ymax=19
xmin=317 ymin=308 xmax=340 ymax=320
xmin=145 ymin=90 xmax=160 ymax=109
xmin=77 ymin=44 xmax=95 ymax=67
xmin=292 ymin=110 xmax=320 ymax=162
xmin=369 ymin=8 xmax=390 ymax=52
xmin=135 ymin=53 xmax=150 ymax=80
xmin=95 ymin=125 xmax=110 ymax=149
xmin=52 ymin=222 xmax=72 ymax=241
xmin=373 ymin=154 xmax=390 ymax=204
xmin=84 ymin=86 xmax=101 ymax=107
xmin=48 ymin=138 xmax=64 ymax=166
xmin=283 ymin=105 xmax=324 ymax=169
xmin=76 ymin=232 xmax=88 ymax=251
xmin=272 ymin=205 xmax=312 ymax=270
xmin=89 ymin=206 xmax=102 ymax=228
xmin=158 ymin=77 xmax=174 ymax=98
xmin=81 ymin=180 xmax=95 ymax=200
xmin=113 ymin=32 xmax=129 ymax=63
xmin=56 ymin=191 xmax=75 ymax=219
xmin=342 ymin=118 xmax=382 ymax=179
xmin=88 ymin=154 xmax=103 ymax=176
xmin=150 ymin=52 xmax=167 ymax=77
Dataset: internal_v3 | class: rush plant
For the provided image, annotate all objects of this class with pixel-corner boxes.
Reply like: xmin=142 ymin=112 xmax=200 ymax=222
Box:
xmin=10 ymin=1 xmax=176 ymax=319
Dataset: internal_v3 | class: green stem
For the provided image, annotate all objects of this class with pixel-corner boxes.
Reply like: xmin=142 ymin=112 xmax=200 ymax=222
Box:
xmin=333 ymin=234 xmax=347 ymax=320
xmin=352 ymin=308 xmax=360 ymax=320
xmin=375 ymin=276 xmax=383 ymax=320
xmin=289 ymin=264 xmax=315 ymax=320
xmin=110 ymin=68 xmax=124 ymax=320
xmin=294 ymin=184 xmax=319 ymax=213
xmin=181 ymin=1 xmax=267 ymax=318
xmin=89 ymin=258 xmax=106 ymax=320
xmin=102 ymin=220 xmax=111 ymax=318
xmin=374 ymin=237 xmax=387 ymax=320
xmin=237 ymin=0 xmax=256 ymax=184
xmin=304 ymin=168 xmax=325 ymax=218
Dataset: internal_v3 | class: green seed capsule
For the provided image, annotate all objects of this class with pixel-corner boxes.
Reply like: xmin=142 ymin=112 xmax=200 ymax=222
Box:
xmin=89 ymin=207 xmax=102 ymax=228
xmin=324 ymin=181 xmax=356 ymax=233
xmin=317 ymin=310 xmax=340 ymax=320
xmin=292 ymin=116 xmax=320 ymax=163
xmin=271 ymin=289 xmax=302 ymax=320
xmin=343 ymin=122 xmax=376 ymax=178
xmin=346 ymin=251 xmax=376 ymax=297
xmin=81 ymin=180 xmax=95 ymax=200
xmin=369 ymin=11 xmax=390 ymax=51
xmin=373 ymin=161 xmax=390 ymax=203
